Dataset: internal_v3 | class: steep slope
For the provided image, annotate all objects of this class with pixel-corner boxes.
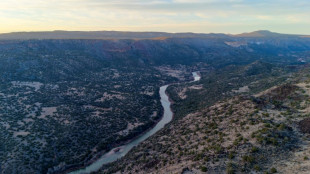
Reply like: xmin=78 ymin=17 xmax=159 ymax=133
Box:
xmin=166 ymin=61 xmax=293 ymax=121
xmin=100 ymin=67 xmax=310 ymax=174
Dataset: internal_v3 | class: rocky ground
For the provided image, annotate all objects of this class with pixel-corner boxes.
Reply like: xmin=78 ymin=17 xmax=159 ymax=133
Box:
xmin=99 ymin=69 xmax=310 ymax=174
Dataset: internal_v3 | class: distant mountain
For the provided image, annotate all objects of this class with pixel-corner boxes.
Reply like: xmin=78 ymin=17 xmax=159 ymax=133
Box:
xmin=0 ymin=30 xmax=309 ymax=40
xmin=0 ymin=30 xmax=228 ymax=40
xmin=234 ymin=30 xmax=302 ymax=38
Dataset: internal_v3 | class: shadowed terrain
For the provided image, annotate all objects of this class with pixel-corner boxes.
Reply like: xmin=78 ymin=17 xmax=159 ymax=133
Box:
xmin=0 ymin=31 xmax=310 ymax=173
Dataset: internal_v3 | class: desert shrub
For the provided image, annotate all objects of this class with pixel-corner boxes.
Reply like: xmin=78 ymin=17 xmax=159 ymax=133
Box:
xmin=270 ymin=167 xmax=277 ymax=173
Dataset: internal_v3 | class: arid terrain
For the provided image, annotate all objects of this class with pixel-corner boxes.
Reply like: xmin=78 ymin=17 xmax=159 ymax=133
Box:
xmin=0 ymin=31 xmax=310 ymax=174
xmin=100 ymin=67 xmax=310 ymax=174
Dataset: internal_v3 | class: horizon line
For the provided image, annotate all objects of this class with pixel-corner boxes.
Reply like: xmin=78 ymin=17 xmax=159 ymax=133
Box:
xmin=0 ymin=29 xmax=308 ymax=36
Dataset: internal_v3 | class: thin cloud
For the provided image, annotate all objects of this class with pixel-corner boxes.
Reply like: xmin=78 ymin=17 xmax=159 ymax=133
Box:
xmin=0 ymin=0 xmax=309 ymax=34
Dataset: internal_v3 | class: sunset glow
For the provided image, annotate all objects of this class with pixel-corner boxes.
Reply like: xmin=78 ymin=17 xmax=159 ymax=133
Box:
xmin=1 ymin=0 xmax=310 ymax=34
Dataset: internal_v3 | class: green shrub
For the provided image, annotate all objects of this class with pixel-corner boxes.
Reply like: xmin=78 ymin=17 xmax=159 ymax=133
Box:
xmin=270 ymin=167 xmax=277 ymax=173
xmin=200 ymin=166 xmax=207 ymax=172
xmin=226 ymin=167 xmax=235 ymax=174
xmin=226 ymin=163 xmax=235 ymax=174
xmin=242 ymin=155 xmax=254 ymax=163
xmin=251 ymin=146 xmax=259 ymax=153
xmin=228 ymin=152 xmax=235 ymax=159
xmin=277 ymin=124 xmax=286 ymax=131
xmin=254 ymin=165 xmax=261 ymax=171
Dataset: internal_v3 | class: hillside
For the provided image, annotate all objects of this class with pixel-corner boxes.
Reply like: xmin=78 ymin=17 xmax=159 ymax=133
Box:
xmin=100 ymin=67 xmax=310 ymax=174
xmin=0 ymin=33 xmax=310 ymax=173
xmin=0 ymin=30 xmax=308 ymax=40
xmin=0 ymin=31 xmax=228 ymax=40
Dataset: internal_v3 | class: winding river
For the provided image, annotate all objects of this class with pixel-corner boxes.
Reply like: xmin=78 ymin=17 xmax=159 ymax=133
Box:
xmin=192 ymin=71 xmax=201 ymax=82
xmin=69 ymin=72 xmax=200 ymax=174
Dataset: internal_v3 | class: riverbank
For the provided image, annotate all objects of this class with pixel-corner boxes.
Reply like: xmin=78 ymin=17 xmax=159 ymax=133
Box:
xmin=67 ymin=85 xmax=173 ymax=174
xmin=64 ymin=72 xmax=200 ymax=174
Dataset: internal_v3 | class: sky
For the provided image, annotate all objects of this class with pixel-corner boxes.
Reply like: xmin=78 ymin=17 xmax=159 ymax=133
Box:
xmin=1 ymin=0 xmax=310 ymax=34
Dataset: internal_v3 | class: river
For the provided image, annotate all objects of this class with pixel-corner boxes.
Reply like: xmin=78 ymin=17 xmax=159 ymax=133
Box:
xmin=69 ymin=72 xmax=200 ymax=174
xmin=192 ymin=72 xmax=201 ymax=81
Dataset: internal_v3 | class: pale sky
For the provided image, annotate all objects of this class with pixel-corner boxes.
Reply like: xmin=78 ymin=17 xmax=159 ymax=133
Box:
xmin=1 ymin=0 xmax=310 ymax=34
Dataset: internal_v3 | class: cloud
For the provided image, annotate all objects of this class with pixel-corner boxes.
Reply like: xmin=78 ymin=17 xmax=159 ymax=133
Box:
xmin=0 ymin=0 xmax=309 ymax=34
xmin=256 ymin=15 xmax=273 ymax=20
